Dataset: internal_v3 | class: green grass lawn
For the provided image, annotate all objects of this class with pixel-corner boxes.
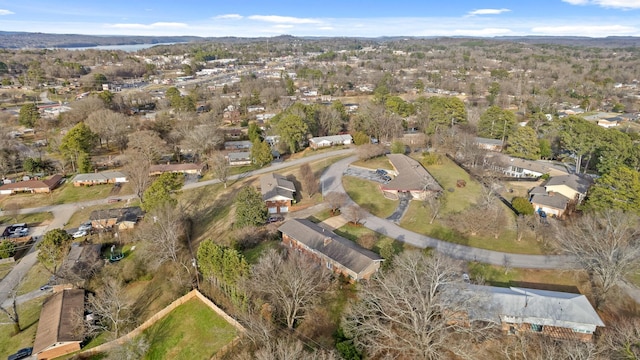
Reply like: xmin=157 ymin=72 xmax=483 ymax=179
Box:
xmin=243 ymin=240 xmax=280 ymax=264
xmin=422 ymin=155 xmax=482 ymax=214
xmin=342 ymin=176 xmax=398 ymax=218
xmin=16 ymin=262 xmax=50 ymax=296
xmin=401 ymin=201 xmax=547 ymax=254
xmin=467 ymin=262 xmax=588 ymax=292
xmin=141 ymin=298 xmax=238 ymax=360
xmin=334 ymin=223 xmax=416 ymax=258
xmin=351 ymin=156 xmax=394 ymax=171
xmin=0 ymin=212 xmax=54 ymax=226
xmin=0 ymin=297 xmax=44 ymax=359
xmin=0 ymin=181 xmax=133 ymax=209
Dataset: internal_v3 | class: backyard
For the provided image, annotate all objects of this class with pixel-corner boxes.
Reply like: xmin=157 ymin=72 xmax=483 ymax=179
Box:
xmin=342 ymin=176 xmax=398 ymax=218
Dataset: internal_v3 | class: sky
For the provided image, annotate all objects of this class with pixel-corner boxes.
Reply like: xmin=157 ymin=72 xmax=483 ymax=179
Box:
xmin=1 ymin=0 xmax=640 ymax=38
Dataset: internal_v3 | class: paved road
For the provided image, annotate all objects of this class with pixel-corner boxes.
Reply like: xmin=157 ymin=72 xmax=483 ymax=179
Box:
xmin=0 ymin=149 xmax=354 ymax=305
xmin=321 ymin=155 xmax=578 ymax=270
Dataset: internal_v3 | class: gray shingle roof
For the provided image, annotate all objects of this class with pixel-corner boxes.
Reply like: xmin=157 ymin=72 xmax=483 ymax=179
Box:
xmin=260 ymin=173 xmax=296 ymax=201
xmin=278 ymin=219 xmax=383 ymax=276
xmin=382 ymin=154 xmax=442 ymax=192
xmin=530 ymin=193 xmax=570 ymax=210
xmin=545 ymin=174 xmax=591 ymax=195
xmin=72 ymin=171 xmax=126 ymax=183
xmin=465 ymin=285 xmax=605 ymax=329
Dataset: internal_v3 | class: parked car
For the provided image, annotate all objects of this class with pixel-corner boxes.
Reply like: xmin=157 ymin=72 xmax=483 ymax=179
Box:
xmin=8 ymin=347 xmax=32 ymax=360
xmin=72 ymin=230 xmax=87 ymax=238
xmin=375 ymin=169 xmax=387 ymax=175
xmin=267 ymin=215 xmax=284 ymax=224
xmin=78 ymin=222 xmax=92 ymax=232
xmin=40 ymin=284 xmax=53 ymax=291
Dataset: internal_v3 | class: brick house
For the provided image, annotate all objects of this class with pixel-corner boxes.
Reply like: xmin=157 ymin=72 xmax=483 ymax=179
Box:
xmin=380 ymin=154 xmax=443 ymax=201
xmin=71 ymin=171 xmax=127 ymax=186
xmin=278 ymin=219 xmax=384 ymax=281
xmin=260 ymin=173 xmax=296 ymax=214
xmin=458 ymin=285 xmax=604 ymax=342
xmin=0 ymin=174 xmax=63 ymax=195
xmin=89 ymin=206 xmax=144 ymax=231
xmin=33 ymin=289 xmax=85 ymax=359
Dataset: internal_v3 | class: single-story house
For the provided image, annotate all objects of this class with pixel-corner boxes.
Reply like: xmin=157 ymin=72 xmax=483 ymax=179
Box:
xmin=278 ymin=219 xmax=384 ymax=281
xmin=58 ymin=243 xmax=103 ymax=283
xmin=486 ymin=154 xmax=569 ymax=178
xmin=89 ymin=206 xmax=144 ymax=231
xmin=71 ymin=171 xmax=127 ymax=186
xmin=0 ymin=174 xmax=63 ymax=195
xmin=308 ymin=134 xmax=353 ymax=149
xmin=458 ymin=285 xmax=604 ymax=342
xmin=149 ymin=163 xmax=206 ymax=176
xmin=597 ymin=117 xmax=621 ymax=128
xmin=33 ymin=289 xmax=85 ymax=359
xmin=380 ymin=154 xmax=443 ymax=201
xmin=227 ymin=152 xmax=252 ymax=166
xmin=475 ymin=137 xmax=504 ymax=152
xmin=224 ymin=140 xmax=252 ymax=150
xmin=260 ymin=173 xmax=296 ymax=214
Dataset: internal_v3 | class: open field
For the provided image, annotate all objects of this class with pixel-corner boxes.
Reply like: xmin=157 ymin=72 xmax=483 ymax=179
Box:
xmin=342 ymin=177 xmax=397 ymax=218
xmin=141 ymin=298 xmax=237 ymax=360
xmin=0 ymin=181 xmax=133 ymax=209
xmin=0 ymin=297 xmax=44 ymax=359
xmin=0 ymin=211 xmax=53 ymax=226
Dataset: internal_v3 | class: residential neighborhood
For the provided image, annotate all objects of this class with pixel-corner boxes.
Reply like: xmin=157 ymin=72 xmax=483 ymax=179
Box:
xmin=0 ymin=25 xmax=640 ymax=360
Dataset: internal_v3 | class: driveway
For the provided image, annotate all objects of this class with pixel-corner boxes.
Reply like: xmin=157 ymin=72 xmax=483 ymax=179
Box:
xmin=386 ymin=192 xmax=411 ymax=223
xmin=320 ymin=155 xmax=577 ymax=270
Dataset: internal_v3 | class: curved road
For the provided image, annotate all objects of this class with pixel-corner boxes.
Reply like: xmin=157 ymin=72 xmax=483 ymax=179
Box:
xmin=321 ymin=155 xmax=577 ymax=270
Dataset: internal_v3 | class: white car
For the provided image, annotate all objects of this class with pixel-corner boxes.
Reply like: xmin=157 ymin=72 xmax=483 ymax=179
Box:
xmin=72 ymin=230 xmax=87 ymax=238
xmin=78 ymin=222 xmax=92 ymax=232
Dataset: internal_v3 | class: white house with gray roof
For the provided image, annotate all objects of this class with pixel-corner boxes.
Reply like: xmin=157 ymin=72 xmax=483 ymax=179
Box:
xmin=72 ymin=171 xmax=127 ymax=186
xmin=308 ymin=134 xmax=353 ymax=149
xmin=458 ymin=285 xmax=604 ymax=342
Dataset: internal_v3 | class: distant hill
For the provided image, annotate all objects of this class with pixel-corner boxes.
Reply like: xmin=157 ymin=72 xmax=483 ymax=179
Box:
xmin=1 ymin=31 xmax=640 ymax=49
xmin=0 ymin=31 xmax=201 ymax=49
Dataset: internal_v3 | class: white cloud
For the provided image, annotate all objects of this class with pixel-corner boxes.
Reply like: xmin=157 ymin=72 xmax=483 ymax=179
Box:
xmin=467 ymin=8 xmax=511 ymax=16
xmin=214 ymin=14 xmax=243 ymax=20
xmin=532 ymin=24 xmax=637 ymax=36
xmin=562 ymin=0 xmax=640 ymax=9
xmin=0 ymin=9 xmax=14 ymax=15
xmin=248 ymin=15 xmax=322 ymax=24
xmin=273 ymin=24 xmax=294 ymax=29
xmin=107 ymin=22 xmax=188 ymax=29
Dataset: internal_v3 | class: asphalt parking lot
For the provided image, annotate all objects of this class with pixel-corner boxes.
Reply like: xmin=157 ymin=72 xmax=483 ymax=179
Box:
xmin=343 ymin=166 xmax=390 ymax=184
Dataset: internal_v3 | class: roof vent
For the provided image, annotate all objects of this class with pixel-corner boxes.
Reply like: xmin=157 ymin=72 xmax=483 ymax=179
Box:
xmin=324 ymin=237 xmax=331 ymax=246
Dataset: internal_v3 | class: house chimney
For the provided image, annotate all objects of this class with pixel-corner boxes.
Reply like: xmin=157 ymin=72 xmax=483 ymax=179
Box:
xmin=323 ymin=237 xmax=331 ymax=246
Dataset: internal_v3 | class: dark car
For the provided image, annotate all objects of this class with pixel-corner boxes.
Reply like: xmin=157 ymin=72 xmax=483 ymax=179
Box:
xmin=8 ymin=347 xmax=32 ymax=360
xmin=375 ymin=169 xmax=387 ymax=176
xmin=266 ymin=215 xmax=284 ymax=224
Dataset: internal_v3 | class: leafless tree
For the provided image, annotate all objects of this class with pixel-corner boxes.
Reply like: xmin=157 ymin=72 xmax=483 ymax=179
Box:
xmin=325 ymin=191 xmax=347 ymax=214
xmin=424 ymin=192 xmax=447 ymax=224
xmin=317 ymin=106 xmax=344 ymax=136
xmin=127 ymin=130 xmax=167 ymax=163
xmin=0 ymin=277 xmax=23 ymax=334
xmin=181 ymin=123 xmax=223 ymax=163
xmin=209 ymin=151 xmax=230 ymax=188
xmin=554 ymin=209 xmax=640 ymax=306
xmin=122 ymin=149 xmax=151 ymax=201
xmin=599 ymin=317 xmax=640 ymax=359
xmin=502 ymin=333 xmax=597 ymax=360
xmin=3 ymin=202 xmax=21 ymax=224
xmin=300 ymin=163 xmax=319 ymax=197
xmin=86 ymin=109 xmax=131 ymax=150
xmin=105 ymin=336 xmax=150 ymax=360
xmin=342 ymin=205 xmax=368 ymax=225
xmin=356 ymin=144 xmax=387 ymax=161
xmin=62 ymin=96 xmax=105 ymax=125
xmin=137 ymin=203 xmax=185 ymax=269
xmin=248 ymin=249 xmax=331 ymax=329
xmin=343 ymin=251 xmax=495 ymax=360
xmin=88 ymin=277 xmax=133 ymax=339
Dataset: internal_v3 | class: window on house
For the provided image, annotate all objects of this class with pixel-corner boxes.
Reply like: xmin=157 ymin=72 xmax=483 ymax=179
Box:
xmin=530 ymin=324 xmax=543 ymax=332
